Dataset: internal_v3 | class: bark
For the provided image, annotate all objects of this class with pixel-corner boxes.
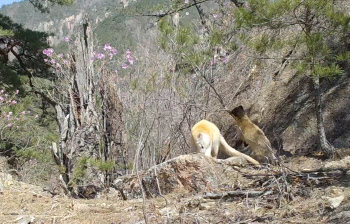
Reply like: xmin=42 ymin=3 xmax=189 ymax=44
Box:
xmin=314 ymin=76 xmax=334 ymax=157
xmin=50 ymin=19 xmax=127 ymax=195
xmin=100 ymin=72 xmax=128 ymax=184
xmin=52 ymin=19 xmax=101 ymax=195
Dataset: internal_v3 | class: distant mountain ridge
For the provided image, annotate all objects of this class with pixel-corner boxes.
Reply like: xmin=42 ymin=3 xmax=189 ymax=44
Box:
xmin=0 ymin=0 xmax=155 ymax=50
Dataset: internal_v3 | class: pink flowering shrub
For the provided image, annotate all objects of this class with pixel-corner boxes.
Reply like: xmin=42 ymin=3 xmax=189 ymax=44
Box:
xmin=42 ymin=38 xmax=136 ymax=73
xmin=0 ymin=90 xmax=39 ymax=136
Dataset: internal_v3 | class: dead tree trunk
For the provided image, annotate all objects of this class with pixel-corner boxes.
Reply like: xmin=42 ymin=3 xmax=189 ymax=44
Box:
xmin=100 ymin=71 xmax=128 ymax=185
xmin=52 ymin=18 xmax=101 ymax=194
xmin=51 ymin=18 xmax=126 ymax=195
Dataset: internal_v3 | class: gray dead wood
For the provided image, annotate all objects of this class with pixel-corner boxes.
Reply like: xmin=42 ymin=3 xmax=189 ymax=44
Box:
xmin=203 ymin=190 xmax=272 ymax=199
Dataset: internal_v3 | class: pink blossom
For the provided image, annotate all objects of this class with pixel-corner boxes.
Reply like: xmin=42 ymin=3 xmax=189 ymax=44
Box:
xmin=43 ymin=48 xmax=54 ymax=57
xmin=21 ymin=111 xmax=26 ymax=115
xmin=111 ymin=48 xmax=118 ymax=55
xmin=185 ymin=0 xmax=189 ymax=3
xmin=0 ymin=96 xmax=3 ymax=101
xmin=9 ymin=112 xmax=13 ymax=116
xmin=222 ymin=57 xmax=229 ymax=63
xmin=11 ymin=100 xmax=17 ymax=105
xmin=193 ymin=73 xmax=197 ymax=78
xmin=0 ymin=90 xmax=4 ymax=93
xmin=104 ymin=43 xmax=112 ymax=51
xmin=57 ymin=54 xmax=63 ymax=58
xmin=115 ymin=69 xmax=118 ymax=74
xmin=7 ymin=123 xmax=13 ymax=127
xmin=96 ymin=53 xmax=105 ymax=60
xmin=128 ymin=57 xmax=134 ymax=65
xmin=35 ymin=115 xmax=39 ymax=119
xmin=15 ymin=90 xmax=19 ymax=94
xmin=125 ymin=49 xmax=131 ymax=55
xmin=109 ymin=53 xmax=113 ymax=60
xmin=63 ymin=60 xmax=69 ymax=65
xmin=122 ymin=64 xmax=128 ymax=69
xmin=50 ymin=59 xmax=56 ymax=64
xmin=213 ymin=14 xmax=218 ymax=18
xmin=44 ymin=59 xmax=48 ymax=62
xmin=64 ymin=37 xmax=70 ymax=42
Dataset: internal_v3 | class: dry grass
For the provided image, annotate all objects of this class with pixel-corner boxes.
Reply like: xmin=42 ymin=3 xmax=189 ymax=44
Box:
xmin=1 ymin=156 xmax=350 ymax=223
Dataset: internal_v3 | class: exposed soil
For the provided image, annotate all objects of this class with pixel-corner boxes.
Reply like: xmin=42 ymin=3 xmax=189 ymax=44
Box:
xmin=1 ymin=155 xmax=350 ymax=224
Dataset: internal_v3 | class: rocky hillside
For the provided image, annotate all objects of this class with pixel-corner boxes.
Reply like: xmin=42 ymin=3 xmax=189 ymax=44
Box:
xmin=221 ymin=51 xmax=350 ymax=156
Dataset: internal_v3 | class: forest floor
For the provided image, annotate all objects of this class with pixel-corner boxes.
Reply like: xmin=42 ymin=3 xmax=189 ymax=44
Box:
xmin=1 ymin=155 xmax=350 ymax=224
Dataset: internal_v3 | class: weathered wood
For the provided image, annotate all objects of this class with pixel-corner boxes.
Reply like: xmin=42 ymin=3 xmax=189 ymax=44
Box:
xmin=52 ymin=18 xmax=126 ymax=195
xmin=203 ymin=190 xmax=272 ymax=199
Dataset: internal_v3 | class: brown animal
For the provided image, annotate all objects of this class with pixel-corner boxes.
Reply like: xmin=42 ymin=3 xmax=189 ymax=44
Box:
xmin=191 ymin=119 xmax=260 ymax=165
xmin=230 ymin=106 xmax=276 ymax=164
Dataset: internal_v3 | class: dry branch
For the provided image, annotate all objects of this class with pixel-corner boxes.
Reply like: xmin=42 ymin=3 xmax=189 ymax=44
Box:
xmin=203 ymin=190 xmax=273 ymax=199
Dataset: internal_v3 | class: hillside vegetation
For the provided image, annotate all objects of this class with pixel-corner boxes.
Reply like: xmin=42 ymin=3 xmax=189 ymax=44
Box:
xmin=1 ymin=0 xmax=350 ymax=223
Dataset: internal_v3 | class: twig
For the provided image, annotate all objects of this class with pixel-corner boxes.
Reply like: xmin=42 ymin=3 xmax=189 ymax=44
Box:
xmin=154 ymin=166 xmax=170 ymax=224
xmin=203 ymin=190 xmax=272 ymax=199
xmin=135 ymin=129 xmax=148 ymax=224
xmin=131 ymin=0 xmax=210 ymax=18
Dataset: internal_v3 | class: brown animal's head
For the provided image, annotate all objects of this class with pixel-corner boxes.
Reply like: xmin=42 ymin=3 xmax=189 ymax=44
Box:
xmin=230 ymin=106 xmax=246 ymax=119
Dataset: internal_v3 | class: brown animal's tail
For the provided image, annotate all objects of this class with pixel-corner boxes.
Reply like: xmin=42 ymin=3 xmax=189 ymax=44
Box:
xmin=220 ymin=136 xmax=260 ymax=166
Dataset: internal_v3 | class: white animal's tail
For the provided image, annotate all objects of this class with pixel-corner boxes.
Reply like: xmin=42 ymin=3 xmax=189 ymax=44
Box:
xmin=220 ymin=136 xmax=260 ymax=165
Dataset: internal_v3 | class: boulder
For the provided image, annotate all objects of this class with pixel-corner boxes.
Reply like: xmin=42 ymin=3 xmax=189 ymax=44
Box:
xmin=112 ymin=154 xmax=248 ymax=200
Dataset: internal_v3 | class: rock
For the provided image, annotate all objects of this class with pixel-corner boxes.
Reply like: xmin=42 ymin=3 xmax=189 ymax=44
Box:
xmin=0 ymin=156 xmax=8 ymax=172
xmin=218 ymin=157 xmax=247 ymax=166
xmin=0 ymin=172 xmax=13 ymax=188
xmin=15 ymin=215 xmax=35 ymax=224
xmin=199 ymin=201 xmax=216 ymax=210
xmin=328 ymin=203 xmax=350 ymax=224
xmin=324 ymin=156 xmax=350 ymax=169
xmin=327 ymin=195 xmax=345 ymax=209
xmin=322 ymin=187 xmax=345 ymax=210
xmin=112 ymin=154 xmax=247 ymax=199
xmin=159 ymin=206 xmax=178 ymax=217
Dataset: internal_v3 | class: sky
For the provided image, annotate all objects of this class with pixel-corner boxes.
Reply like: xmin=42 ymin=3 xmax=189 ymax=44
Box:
xmin=0 ymin=0 xmax=23 ymax=8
